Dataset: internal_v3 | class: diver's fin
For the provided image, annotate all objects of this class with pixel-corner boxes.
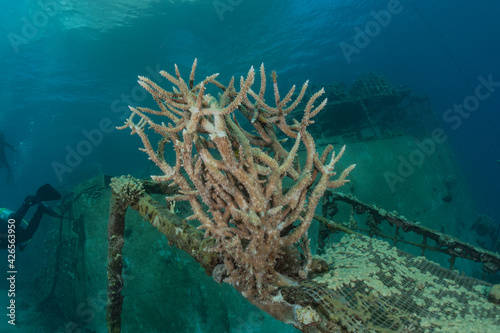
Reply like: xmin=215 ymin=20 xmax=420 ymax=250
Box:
xmin=36 ymin=184 xmax=61 ymax=202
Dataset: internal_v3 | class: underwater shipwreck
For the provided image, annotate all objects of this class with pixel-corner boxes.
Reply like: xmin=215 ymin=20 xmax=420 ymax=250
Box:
xmin=33 ymin=61 xmax=500 ymax=332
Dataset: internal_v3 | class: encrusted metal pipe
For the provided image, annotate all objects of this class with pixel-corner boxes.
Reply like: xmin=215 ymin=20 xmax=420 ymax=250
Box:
xmin=106 ymin=193 xmax=126 ymax=333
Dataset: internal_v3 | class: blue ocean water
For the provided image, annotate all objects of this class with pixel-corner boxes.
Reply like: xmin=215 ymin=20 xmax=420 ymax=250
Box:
xmin=2 ymin=0 xmax=498 ymax=222
xmin=0 ymin=0 xmax=499 ymax=330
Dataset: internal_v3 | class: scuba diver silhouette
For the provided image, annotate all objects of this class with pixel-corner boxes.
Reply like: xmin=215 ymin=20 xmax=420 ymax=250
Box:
xmin=0 ymin=132 xmax=16 ymax=182
xmin=0 ymin=184 xmax=64 ymax=251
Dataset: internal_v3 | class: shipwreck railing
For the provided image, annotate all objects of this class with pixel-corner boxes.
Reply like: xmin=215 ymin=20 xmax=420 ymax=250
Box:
xmin=106 ymin=178 xmax=500 ymax=333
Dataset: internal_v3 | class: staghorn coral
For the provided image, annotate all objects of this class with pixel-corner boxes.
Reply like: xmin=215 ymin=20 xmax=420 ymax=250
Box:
xmin=118 ymin=59 xmax=355 ymax=298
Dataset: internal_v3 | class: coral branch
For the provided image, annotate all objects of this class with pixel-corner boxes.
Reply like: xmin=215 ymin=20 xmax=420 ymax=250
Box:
xmin=118 ymin=60 xmax=355 ymax=298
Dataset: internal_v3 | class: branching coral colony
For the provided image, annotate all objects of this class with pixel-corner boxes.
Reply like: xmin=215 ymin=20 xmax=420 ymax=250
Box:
xmin=118 ymin=59 xmax=355 ymax=299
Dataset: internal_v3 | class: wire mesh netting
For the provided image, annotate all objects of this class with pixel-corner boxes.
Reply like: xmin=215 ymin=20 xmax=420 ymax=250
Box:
xmin=297 ymin=234 xmax=499 ymax=332
xmin=36 ymin=224 xmax=80 ymax=318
